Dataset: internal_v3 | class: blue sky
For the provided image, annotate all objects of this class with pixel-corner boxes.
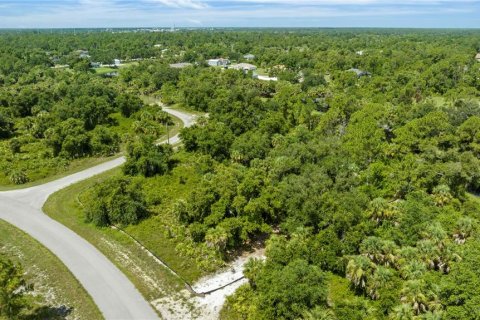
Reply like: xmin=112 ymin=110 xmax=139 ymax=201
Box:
xmin=0 ymin=0 xmax=478 ymax=28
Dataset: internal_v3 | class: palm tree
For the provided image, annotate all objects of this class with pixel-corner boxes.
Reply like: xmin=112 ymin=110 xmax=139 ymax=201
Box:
xmin=395 ymin=246 xmax=418 ymax=269
xmin=361 ymin=237 xmax=398 ymax=267
xmin=367 ymin=198 xmax=399 ymax=224
xmin=381 ymin=240 xmax=398 ymax=267
xmin=423 ymin=223 xmax=447 ymax=249
xmin=230 ymin=149 xmax=245 ymax=164
xmin=431 ymin=184 xmax=452 ymax=207
xmin=301 ymin=307 xmax=337 ymax=320
xmin=367 ymin=266 xmax=393 ymax=300
xmin=417 ymin=239 xmax=441 ymax=271
xmin=453 ymin=217 xmax=473 ymax=245
xmin=421 ymin=310 xmax=444 ymax=320
xmin=360 ymin=237 xmax=384 ymax=264
xmin=399 ymin=260 xmax=426 ymax=280
xmin=418 ymin=224 xmax=461 ymax=273
xmin=346 ymin=256 xmax=374 ymax=292
xmin=368 ymin=197 xmax=390 ymax=223
xmin=389 ymin=304 xmax=414 ymax=320
xmin=400 ymin=280 xmax=440 ymax=316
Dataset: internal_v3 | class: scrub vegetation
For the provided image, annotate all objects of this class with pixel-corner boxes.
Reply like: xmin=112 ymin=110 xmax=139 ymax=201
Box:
xmin=3 ymin=29 xmax=480 ymax=319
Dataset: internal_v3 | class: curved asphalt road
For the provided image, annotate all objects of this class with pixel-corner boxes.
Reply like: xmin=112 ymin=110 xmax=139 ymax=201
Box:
xmin=0 ymin=108 xmax=197 ymax=320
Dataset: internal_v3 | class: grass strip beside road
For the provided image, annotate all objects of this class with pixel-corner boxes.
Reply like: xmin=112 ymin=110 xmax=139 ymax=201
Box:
xmin=0 ymin=109 xmax=183 ymax=191
xmin=0 ymin=220 xmax=103 ymax=320
xmin=0 ymin=155 xmax=122 ymax=191
xmin=43 ymin=168 xmax=189 ymax=311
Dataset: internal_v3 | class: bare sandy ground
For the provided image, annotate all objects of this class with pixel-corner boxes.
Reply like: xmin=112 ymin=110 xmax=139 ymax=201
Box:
xmin=154 ymin=248 xmax=265 ymax=320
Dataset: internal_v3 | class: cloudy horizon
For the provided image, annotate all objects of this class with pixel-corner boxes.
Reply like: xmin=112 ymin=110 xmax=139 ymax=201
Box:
xmin=0 ymin=0 xmax=478 ymax=28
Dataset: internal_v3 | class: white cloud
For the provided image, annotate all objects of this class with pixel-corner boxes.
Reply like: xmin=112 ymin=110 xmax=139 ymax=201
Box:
xmin=205 ymin=0 xmax=477 ymax=4
xmin=147 ymin=0 xmax=208 ymax=9
xmin=0 ymin=0 xmax=477 ymax=28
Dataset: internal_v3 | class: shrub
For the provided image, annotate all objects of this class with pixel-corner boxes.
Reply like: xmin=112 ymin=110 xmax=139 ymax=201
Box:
xmin=9 ymin=170 xmax=29 ymax=185
xmin=123 ymin=137 xmax=173 ymax=177
xmin=9 ymin=138 xmax=21 ymax=154
xmin=84 ymin=177 xmax=148 ymax=227
xmin=90 ymin=126 xmax=120 ymax=156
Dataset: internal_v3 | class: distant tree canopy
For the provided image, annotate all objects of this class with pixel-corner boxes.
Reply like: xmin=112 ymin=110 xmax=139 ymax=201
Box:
xmin=2 ymin=28 xmax=480 ymax=319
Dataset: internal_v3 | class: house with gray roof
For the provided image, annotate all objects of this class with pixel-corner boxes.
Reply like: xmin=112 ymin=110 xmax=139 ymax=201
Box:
xmin=230 ymin=63 xmax=257 ymax=71
xmin=207 ymin=58 xmax=230 ymax=67
xmin=348 ymin=68 xmax=371 ymax=77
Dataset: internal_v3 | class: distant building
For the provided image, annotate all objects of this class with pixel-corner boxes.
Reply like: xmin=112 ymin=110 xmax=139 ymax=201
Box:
xmin=272 ymin=64 xmax=286 ymax=71
xmin=476 ymin=53 xmax=480 ymax=62
xmin=170 ymin=62 xmax=193 ymax=69
xmin=114 ymin=59 xmax=121 ymax=66
xmin=76 ymin=50 xmax=90 ymax=59
xmin=207 ymin=58 xmax=230 ymax=67
xmin=356 ymin=50 xmax=364 ymax=56
xmin=347 ymin=68 xmax=371 ymax=77
xmin=230 ymin=63 xmax=257 ymax=72
xmin=255 ymin=74 xmax=278 ymax=82
xmin=103 ymin=71 xmax=119 ymax=77
xmin=154 ymin=44 xmax=162 ymax=48
xmin=90 ymin=62 xmax=101 ymax=68
xmin=244 ymin=54 xmax=255 ymax=61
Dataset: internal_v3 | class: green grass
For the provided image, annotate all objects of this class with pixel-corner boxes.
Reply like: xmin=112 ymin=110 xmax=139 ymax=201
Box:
xmin=0 ymin=107 xmax=182 ymax=190
xmin=169 ymin=103 xmax=206 ymax=116
xmin=93 ymin=67 xmax=118 ymax=75
xmin=44 ymin=151 xmax=207 ymax=283
xmin=123 ymin=153 xmax=206 ymax=281
xmin=43 ymin=167 xmax=191 ymax=311
xmin=0 ymin=154 xmax=121 ymax=191
xmin=0 ymin=220 xmax=103 ymax=320
xmin=109 ymin=112 xmax=136 ymax=137
xmin=255 ymin=67 xmax=268 ymax=76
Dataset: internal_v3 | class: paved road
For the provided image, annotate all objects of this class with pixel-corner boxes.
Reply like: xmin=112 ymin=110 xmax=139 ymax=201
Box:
xmin=0 ymin=108 xmax=197 ymax=320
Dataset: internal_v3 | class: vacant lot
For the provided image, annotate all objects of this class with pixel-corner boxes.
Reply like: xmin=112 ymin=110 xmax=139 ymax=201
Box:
xmin=0 ymin=220 xmax=102 ymax=320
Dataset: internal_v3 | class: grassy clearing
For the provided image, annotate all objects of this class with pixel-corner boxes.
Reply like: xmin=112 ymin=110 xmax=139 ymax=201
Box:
xmin=123 ymin=153 xmax=205 ymax=281
xmin=93 ymin=67 xmax=118 ymax=75
xmin=255 ymin=67 xmax=268 ymax=76
xmin=109 ymin=112 xmax=136 ymax=138
xmin=44 ymin=151 xmax=206 ymax=283
xmin=0 ymin=107 xmax=179 ymax=190
xmin=0 ymin=220 xmax=102 ymax=320
xmin=168 ymin=103 xmax=206 ymax=116
xmin=43 ymin=167 xmax=191 ymax=309
xmin=0 ymin=154 xmax=121 ymax=191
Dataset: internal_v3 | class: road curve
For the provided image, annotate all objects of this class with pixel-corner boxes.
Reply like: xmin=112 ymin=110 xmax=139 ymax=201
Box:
xmin=0 ymin=108 xmax=197 ymax=320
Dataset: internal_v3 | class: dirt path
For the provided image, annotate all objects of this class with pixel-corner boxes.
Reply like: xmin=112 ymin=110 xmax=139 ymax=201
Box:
xmin=153 ymin=248 xmax=265 ymax=320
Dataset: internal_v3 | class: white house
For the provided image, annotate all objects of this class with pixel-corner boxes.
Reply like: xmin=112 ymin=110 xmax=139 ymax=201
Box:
xmin=230 ymin=63 xmax=257 ymax=71
xmin=244 ymin=54 xmax=255 ymax=61
xmin=207 ymin=58 xmax=230 ymax=67
xmin=476 ymin=53 xmax=480 ymax=62
xmin=77 ymin=50 xmax=90 ymax=59
xmin=114 ymin=59 xmax=121 ymax=66
xmin=255 ymin=74 xmax=278 ymax=81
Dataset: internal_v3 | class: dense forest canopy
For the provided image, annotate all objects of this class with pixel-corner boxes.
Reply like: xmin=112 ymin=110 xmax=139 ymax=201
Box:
xmin=1 ymin=28 xmax=480 ymax=319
